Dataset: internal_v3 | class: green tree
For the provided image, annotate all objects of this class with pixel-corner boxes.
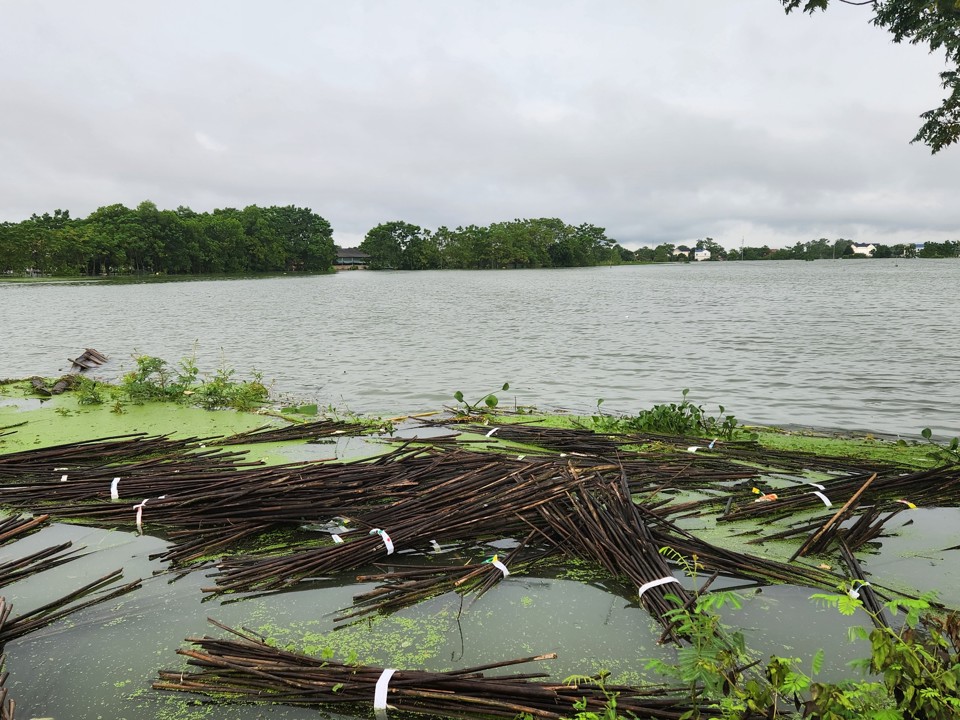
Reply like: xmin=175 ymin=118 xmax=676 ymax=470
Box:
xmin=361 ymin=221 xmax=421 ymax=270
xmin=0 ymin=222 xmax=30 ymax=274
xmin=265 ymin=205 xmax=334 ymax=271
xmin=653 ymin=243 xmax=676 ymax=262
xmin=633 ymin=245 xmax=656 ymax=262
xmin=919 ymin=238 xmax=960 ymax=256
xmin=783 ymin=0 xmax=960 ymax=152
xmin=806 ymin=237 xmax=832 ymax=259
xmin=84 ymin=204 xmax=141 ymax=274
xmin=197 ymin=212 xmax=247 ymax=273
xmin=442 ymin=224 xmax=493 ymax=269
xmin=740 ymin=244 xmax=773 ymax=260
xmin=697 ymin=237 xmax=728 ymax=260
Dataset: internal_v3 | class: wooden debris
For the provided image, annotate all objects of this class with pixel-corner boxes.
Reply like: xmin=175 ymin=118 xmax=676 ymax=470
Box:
xmin=68 ymin=347 xmax=108 ymax=371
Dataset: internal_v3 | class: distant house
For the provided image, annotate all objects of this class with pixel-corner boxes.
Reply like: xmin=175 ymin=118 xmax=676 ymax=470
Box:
xmin=694 ymin=248 xmax=711 ymax=262
xmin=850 ymin=242 xmax=877 ymax=256
xmin=673 ymin=245 xmax=691 ymax=258
xmin=334 ymin=247 xmax=370 ymax=268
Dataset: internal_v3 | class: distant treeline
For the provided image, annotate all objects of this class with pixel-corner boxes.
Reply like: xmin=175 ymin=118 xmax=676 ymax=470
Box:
xmin=0 ymin=202 xmax=335 ymax=276
xmin=358 ymin=219 xmax=629 ymax=270
xmin=3 ymin=203 xmax=956 ymax=277
xmin=647 ymin=237 xmax=960 ymax=262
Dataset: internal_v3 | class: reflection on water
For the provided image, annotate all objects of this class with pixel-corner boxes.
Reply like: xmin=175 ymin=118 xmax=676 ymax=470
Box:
xmin=1 ymin=260 xmax=958 ymax=436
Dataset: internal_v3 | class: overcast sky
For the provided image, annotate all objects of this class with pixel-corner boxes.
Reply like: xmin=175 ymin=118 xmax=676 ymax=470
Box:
xmin=1 ymin=1 xmax=957 ymax=250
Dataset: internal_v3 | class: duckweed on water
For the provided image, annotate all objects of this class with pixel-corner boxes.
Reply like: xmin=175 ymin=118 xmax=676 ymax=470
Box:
xmin=257 ymin=609 xmax=453 ymax=669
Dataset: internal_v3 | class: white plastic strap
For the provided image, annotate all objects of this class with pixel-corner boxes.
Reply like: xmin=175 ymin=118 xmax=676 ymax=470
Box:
xmin=331 ymin=534 xmax=344 ymax=544
xmin=810 ymin=491 xmax=832 ymax=507
xmin=638 ymin=576 xmax=680 ymax=599
xmin=848 ymin=580 xmax=870 ymax=600
xmin=491 ymin=559 xmax=510 ymax=577
xmin=486 ymin=427 xmax=499 ymax=437
xmin=60 ymin=474 xmax=68 ymax=482
xmin=110 ymin=477 xmax=121 ymax=500
xmin=686 ymin=446 xmax=701 ymax=453
xmin=806 ymin=481 xmax=826 ymax=490
xmin=134 ymin=495 xmax=165 ymax=535
xmin=374 ymin=667 xmax=397 ymax=720
xmin=370 ymin=529 xmax=394 ymax=555
xmin=134 ymin=499 xmax=149 ymax=535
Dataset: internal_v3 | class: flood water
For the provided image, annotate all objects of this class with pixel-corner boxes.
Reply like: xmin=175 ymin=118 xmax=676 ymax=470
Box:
xmin=2 ymin=260 xmax=960 ymax=718
xmin=2 ymin=259 xmax=958 ymax=437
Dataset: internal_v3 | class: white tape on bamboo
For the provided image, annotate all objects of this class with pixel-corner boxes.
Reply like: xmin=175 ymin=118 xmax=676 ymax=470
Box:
xmin=637 ymin=576 xmax=680 ymax=600
xmin=847 ymin=580 xmax=870 ymax=600
xmin=369 ymin=528 xmax=394 ymax=555
xmin=110 ymin=477 xmax=121 ymax=501
xmin=133 ymin=495 xmax=166 ymax=535
xmin=486 ymin=427 xmax=499 ymax=437
xmin=374 ymin=667 xmax=397 ymax=720
xmin=809 ymin=491 xmax=832 ymax=507
xmin=486 ymin=554 xmax=509 ymax=577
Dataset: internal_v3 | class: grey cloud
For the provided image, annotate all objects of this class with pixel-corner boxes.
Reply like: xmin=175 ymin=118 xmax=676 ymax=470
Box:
xmin=0 ymin=0 xmax=957 ymax=250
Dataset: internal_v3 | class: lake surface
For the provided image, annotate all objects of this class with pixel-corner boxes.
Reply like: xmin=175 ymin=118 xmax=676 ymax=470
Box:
xmin=2 ymin=260 xmax=958 ymax=436
xmin=2 ymin=260 xmax=960 ymax=718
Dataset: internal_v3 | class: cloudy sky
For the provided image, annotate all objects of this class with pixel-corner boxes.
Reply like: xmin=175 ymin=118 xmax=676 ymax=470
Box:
xmin=1 ymin=1 xmax=957 ymax=250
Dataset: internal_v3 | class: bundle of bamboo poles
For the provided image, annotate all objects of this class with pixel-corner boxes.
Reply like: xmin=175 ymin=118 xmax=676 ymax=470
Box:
xmin=0 ymin=571 xmax=141 ymax=647
xmin=0 ymin=651 xmax=12 ymax=720
xmin=723 ymin=464 xmax=960 ymax=524
xmin=529 ymin=471 xmax=692 ymax=637
xmin=338 ymin=532 xmax=544 ymax=624
xmin=211 ymin=418 xmax=372 ymax=446
xmin=0 ymin=513 xmax=84 ymax=587
xmin=0 ymin=513 xmax=49 ymax=546
xmin=156 ymin=619 xmax=718 ymax=720
xmin=0 ymin=433 xmax=226 ymax=475
xmin=459 ymin=422 xmax=627 ymax=456
xmin=209 ymin=457 xmax=584 ymax=594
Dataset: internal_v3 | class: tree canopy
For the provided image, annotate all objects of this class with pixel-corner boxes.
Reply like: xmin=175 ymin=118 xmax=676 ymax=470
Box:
xmin=358 ymin=218 xmax=625 ymax=270
xmin=0 ymin=203 xmax=335 ymax=276
xmin=782 ymin=0 xmax=960 ymax=152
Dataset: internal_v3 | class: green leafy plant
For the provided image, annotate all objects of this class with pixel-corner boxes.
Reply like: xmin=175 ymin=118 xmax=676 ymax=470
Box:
xmin=591 ymin=390 xmax=740 ymax=440
xmin=560 ymin=671 xmax=621 ymax=720
xmin=73 ymin=376 xmax=107 ymax=405
xmin=452 ymin=382 xmax=510 ymax=415
xmin=120 ymin=354 xmax=268 ymax=410
xmin=639 ymin=555 xmax=960 ymax=720
xmin=809 ymin=588 xmax=960 ymax=720
xmin=919 ymin=428 xmax=960 ymax=467
xmin=589 ymin=398 xmax=628 ymax=434
xmin=645 ymin=589 xmax=748 ymax=710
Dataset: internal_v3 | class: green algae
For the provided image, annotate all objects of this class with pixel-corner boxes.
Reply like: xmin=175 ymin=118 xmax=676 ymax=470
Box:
xmin=0 ymin=381 xmax=269 ymax=447
xmin=753 ymin=427 xmax=935 ymax=469
xmin=256 ymin=609 xmax=454 ymax=670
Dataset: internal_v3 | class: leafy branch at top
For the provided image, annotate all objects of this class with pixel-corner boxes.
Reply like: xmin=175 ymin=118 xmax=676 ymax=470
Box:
xmin=782 ymin=0 xmax=960 ymax=152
